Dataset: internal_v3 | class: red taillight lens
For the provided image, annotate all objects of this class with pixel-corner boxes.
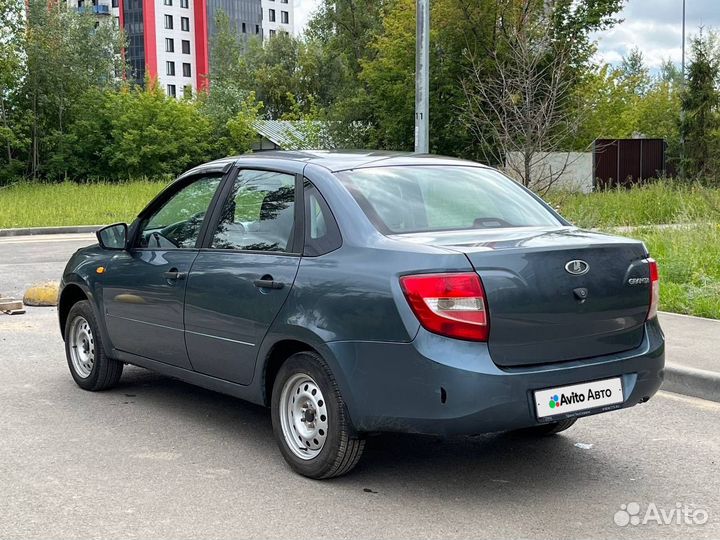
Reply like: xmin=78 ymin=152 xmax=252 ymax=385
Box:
xmin=400 ymin=272 xmax=489 ymax=341
xmin=646 ymin=258 xmax=659 ymax=320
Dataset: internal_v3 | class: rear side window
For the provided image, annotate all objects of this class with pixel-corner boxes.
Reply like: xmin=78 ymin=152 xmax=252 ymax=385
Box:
xmin=337 ymin=166 xmax=561 ymax=234
xmin=303 ymin=180 xmax=341 ymax=256
xmin=211 ymin=170 xmax=297 ymax=252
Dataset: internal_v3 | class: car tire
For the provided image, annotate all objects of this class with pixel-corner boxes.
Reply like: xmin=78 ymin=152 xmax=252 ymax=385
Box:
xmin=271 ymin=351 xmax=365 ymax=479
xmin=518 ymin=418 xmax=578 ymax=436
xmin=64 ymin=300 xmax=123 ymax=391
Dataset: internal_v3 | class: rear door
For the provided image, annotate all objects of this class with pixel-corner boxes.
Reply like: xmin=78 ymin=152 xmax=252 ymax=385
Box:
xmin=104 ymin=173 xmax=224 ymax=368
xmin=183 ymin=168 xmax=302 ymax=384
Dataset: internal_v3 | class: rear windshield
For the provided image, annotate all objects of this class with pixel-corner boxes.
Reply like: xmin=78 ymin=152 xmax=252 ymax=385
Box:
xmin=337 ymin=166 xmax=562 ymax=234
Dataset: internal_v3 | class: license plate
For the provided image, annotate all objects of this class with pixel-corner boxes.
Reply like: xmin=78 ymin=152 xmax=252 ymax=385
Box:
xmin=534 ymin=377 xmax=624 ymax=419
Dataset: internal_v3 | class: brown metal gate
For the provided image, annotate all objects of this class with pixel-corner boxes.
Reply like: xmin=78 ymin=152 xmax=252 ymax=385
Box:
xmin=593 ymin=139 xmax=666 ymax=189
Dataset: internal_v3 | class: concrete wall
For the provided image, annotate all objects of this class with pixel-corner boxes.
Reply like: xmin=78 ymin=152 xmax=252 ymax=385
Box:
xmin=505 ymin=152 xmax=593 ymax=193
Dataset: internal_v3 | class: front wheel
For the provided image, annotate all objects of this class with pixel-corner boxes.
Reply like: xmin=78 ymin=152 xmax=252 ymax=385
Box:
xmin=271 ymin=351 xmax=365 ymax=479
xmin=64 ymin=300 xmax=123 ymax=391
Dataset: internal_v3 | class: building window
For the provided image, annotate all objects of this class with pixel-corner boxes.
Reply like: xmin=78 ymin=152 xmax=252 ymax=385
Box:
xmin=180 ymin=0 xmax=188 ymax=7
xmin=163 ymin=0 xmax=171 ymax=5
xmin=255 ymin=24 xmax=260 ymax=34
xmin=164 ymin=14 xmax=173 ymax=29
xmin=268 ymin=9 xmax=275 ymax=22
xmin=165 ymin=38 xmax=174 ymax=52
xmin=242 ymin=22 xmax=246 ymax=33
xmin=281 ymin=0 xmax=288 ymax=3
xmin=111 ymin=0 xmax=118 ymax=7
xmin=181 ymin=17 xmax=189 ymax=31
xmin=281 ymin=10 xmax=288 ymax=23
xmin=269 ymin=29 xmax=276 ymax=38
xmin=166 ymin=61 xmax=175 ymax=76
xmin=182 ymin=63 xmax=191 ymax=77
xmin=182 ymin=39 xmax=191 ymax=54
xmin=167 ymin=84 xmax=176 ymax=97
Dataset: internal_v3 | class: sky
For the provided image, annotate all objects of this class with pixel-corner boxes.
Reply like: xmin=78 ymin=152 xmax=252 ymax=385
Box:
xmin=294 ymin=0 xmax=720 ymax=70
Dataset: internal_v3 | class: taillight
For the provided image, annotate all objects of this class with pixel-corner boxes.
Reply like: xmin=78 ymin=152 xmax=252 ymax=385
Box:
xmin=646 ymin=258 xmax=659 ymax=320
xmin=399 ymin=272 xmax=489 ymax=341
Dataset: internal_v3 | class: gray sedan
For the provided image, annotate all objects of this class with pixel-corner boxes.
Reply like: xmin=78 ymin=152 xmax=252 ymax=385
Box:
xmin=59 ymin=151 xmax=664 ymax=479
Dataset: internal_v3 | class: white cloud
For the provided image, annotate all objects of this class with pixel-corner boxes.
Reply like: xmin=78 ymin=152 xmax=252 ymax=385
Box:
xmin=294 ymin=0 xmax=320 ymax=36
xmin=593 ymin=0 xmax=719 ymax=68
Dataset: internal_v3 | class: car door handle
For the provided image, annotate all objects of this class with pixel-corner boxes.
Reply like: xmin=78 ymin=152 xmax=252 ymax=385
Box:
xmin=253 ymin=279 xmax=284 ymax=290
xmin=163 ymin=270 xmax=187 ymax=280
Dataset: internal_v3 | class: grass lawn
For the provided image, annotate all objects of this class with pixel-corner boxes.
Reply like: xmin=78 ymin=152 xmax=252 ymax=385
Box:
xmin=630 ymin=225 xmax=720 ymax=319
xmin=1 ymin=179 xmax=718 ymax=319
xmin=547 ymin=181 xmax=720 ymax=228
xmin=0 ymin=180 xmax=167 ymax=229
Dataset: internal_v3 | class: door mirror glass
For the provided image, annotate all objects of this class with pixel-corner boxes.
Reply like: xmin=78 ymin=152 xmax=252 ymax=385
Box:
xmin=97 ymin=223 xmax=128 ymax=250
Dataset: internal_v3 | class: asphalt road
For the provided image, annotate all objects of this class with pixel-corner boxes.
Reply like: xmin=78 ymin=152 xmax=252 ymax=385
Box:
xmin=0 ymin=233 xmax=95 ymax=298
xmin=0 ymin=235 xmax=719 ymax=539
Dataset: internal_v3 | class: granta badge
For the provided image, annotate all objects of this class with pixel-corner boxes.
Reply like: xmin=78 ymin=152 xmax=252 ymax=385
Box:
xmin=565 ymin=260 xmax=590 ymax=275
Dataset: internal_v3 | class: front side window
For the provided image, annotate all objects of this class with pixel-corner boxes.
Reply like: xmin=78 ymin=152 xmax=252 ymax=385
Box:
xmin=180 ymin=0 xmax=188 ymax=7
xmin=165 ymin=37 xmax=174 ymax=52
xmin=338 ymin=166 xmax=562 ymax=234
xmin=164 ymin=14 xmax=173 ymax=29
xmin=166 ymin=84 xmax=176 ymax=97
xmin=182 ymin=39 xmax=191 ymax=54
xmin=136 ymin=175 xmax=222 ymax=249
xmin=268 ymin=8 xmax=275 ymax=21
xmin=182 ymin=62 xmax=191 ymax=77
xmin=181 ymin=16 xmax=189 ymax=31
xmin=166 ymin=61 xmax=175 ymax=76
xmin=281 ymin=10 xmax=288 ymax=23
xmin=211 ymin=170 xmax=296 ymax=252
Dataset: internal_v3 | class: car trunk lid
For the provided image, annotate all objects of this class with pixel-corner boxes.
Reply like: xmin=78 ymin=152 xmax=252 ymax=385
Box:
xmin=393 ymin=227 xmax=652 ymax=367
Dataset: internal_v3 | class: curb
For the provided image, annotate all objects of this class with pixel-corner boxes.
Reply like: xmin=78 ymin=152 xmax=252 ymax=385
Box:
xmin=663 ymin=362 xmax=720 ymax=403
xmin=0 ymin=225 xmax=100 ymax=237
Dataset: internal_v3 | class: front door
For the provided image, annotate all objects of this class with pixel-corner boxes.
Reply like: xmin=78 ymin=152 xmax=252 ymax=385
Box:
xmin=104 ymin=174 xmax=223 ymax=368
xmin=184 ymin=169 xmax=301 ymax=384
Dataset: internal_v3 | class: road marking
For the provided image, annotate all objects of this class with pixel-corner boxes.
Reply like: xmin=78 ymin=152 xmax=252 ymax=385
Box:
xmin=0 ymin=236 xmax=95 ymax=245
xmin=658 ymin=390 xmax=720 ymax=411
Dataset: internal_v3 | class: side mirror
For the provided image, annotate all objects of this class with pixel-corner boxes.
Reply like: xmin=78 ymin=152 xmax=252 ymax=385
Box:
xmin=97 ymin=223 xmax=128 ymax=250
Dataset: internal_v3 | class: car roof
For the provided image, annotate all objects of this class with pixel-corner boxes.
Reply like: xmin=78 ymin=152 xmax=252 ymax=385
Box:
xmin=186 ymin=150 xmax=491 ymax=176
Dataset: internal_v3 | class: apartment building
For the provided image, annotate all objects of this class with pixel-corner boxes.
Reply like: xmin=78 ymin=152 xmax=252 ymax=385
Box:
xmin=76 ymin=0 xmax=294 ymax=96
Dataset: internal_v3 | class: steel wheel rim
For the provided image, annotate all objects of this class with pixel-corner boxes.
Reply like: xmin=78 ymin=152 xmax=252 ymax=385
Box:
xmin=279 ymin=373 xmax=329 ymax=460
xmin=69 ymin=316 xmax=95 ymax=379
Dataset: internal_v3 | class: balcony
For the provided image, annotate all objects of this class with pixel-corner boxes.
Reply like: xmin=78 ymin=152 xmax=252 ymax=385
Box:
xmin=77 ymin=4 xmax=111 ymax=15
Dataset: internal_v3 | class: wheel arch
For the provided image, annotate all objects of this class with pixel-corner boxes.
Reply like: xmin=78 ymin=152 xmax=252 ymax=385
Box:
xmin=58 ymin=282 xmax=90 ymax=337
xmin=261 ymin=339 xmax=318 ymax=407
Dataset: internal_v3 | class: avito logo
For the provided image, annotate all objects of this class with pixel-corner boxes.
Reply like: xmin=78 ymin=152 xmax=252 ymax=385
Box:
xmin=548 ymin=388 xmax=615 ymax=410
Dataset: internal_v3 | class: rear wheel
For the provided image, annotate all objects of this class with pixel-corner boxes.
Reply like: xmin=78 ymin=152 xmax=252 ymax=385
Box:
xmin=271 ymin=351 xmax=365 ymax=479
xmin=64 ymin=300 xmax=123 ymax=391
xmin=518 ymin=418 xmax=577 ymax=436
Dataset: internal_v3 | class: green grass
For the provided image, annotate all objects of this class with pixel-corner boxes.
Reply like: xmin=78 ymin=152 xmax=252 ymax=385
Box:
xmin=546 ymin=181 xmax=720 ymax=229
xmin=0 ymin=180 xmax=168 ymax=229
xmin=629 ymin=224 xmax=720 ymax=319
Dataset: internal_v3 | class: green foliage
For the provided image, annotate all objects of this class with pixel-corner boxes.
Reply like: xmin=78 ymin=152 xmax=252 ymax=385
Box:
xmin=680 ymin=31 xmax=720 ymax=180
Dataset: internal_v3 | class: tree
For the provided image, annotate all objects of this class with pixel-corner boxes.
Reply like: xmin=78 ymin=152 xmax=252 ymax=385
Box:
xmin=680 ymin=31 xmax=720 ymax=180
xmin=21 ymin=0 xmax=123 ymax=179
xmin=0 ymin=0 xmax=27 ymax=180
xmin=461 ymin=18 xmax=580 ymax=191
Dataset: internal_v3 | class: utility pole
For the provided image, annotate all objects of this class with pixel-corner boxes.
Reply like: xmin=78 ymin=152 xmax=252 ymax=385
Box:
xmin=414 ymin=0 xmax=429 ymax=153
xmin=679 ymin=0 xmax=686 ymax=179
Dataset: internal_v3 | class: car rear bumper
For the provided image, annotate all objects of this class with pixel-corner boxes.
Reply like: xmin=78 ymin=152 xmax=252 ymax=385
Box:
xmin=326 ymin=318 xmax=665 ymax=436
